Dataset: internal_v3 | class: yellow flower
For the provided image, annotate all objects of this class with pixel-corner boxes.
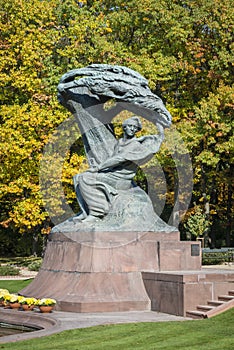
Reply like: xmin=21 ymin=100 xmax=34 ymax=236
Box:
xmin=3 ymin=293 xmax=24 ymax=303
xmin=0 ymin=289 xmax=9 ymax=300
xmin=17 ymin=295 xmax=25 ymax=303
xmin=0 ymin=289 xmax=9 ymax=294
xmin=9 ymin=294 xmax=19 ymax=303
xmin=21 ymin=297 xmax=38 ymax=306
xmin=3 ymin=293 xmax=12 ymax=302
xmin=37 ymin=298 xmax=56 ymax=306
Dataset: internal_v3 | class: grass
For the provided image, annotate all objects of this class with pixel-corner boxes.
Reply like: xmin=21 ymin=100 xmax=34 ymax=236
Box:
xmin=0 ymin=280 xmax=233 ymax=349
xmin=0 ymin=279 xmax=33 ymax=293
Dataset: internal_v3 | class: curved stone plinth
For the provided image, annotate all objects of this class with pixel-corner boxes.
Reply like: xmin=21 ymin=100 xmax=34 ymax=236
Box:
xmin=22 ymin=270 xmax=150 ymax=312
xmin=20 ymin=230 xmax=201 ymax=312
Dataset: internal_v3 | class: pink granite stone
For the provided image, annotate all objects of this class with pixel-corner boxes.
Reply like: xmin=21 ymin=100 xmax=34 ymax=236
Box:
xmin=20 ymin=230 xmax=204 ymax=313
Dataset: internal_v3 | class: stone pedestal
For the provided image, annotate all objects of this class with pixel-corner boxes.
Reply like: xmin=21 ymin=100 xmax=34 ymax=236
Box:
xmin=142 ymin=269 xmax=234 ymax=316
xmin=20 ymin=230 xmax=201 ymax=312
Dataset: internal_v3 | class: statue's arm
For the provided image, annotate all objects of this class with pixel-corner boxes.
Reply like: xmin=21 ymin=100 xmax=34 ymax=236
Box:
xmin=87 ymin=155 xmax=125 ymax=173
xmin=138 ymin=123 xmax=164 ymax=142
xmin=137 ymin=123 xmax=165 ymax=154
xmin=98 ymin=155 xmax=125 ymax=171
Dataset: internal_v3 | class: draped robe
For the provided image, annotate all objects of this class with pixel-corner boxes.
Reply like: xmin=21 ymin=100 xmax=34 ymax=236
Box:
xmin=74 ymin=134 xmax=163 ymax=217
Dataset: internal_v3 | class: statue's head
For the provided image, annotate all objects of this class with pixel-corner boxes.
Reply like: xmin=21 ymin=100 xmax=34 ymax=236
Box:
xmin=122 ymin=116 xmax=142 ymax=139
xmin=123 ymin=116 xmax=142 ymax=131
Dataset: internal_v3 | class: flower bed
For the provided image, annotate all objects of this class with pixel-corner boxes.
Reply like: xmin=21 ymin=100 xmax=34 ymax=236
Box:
xmin=0 ymin=289 xmax=56 ymax=312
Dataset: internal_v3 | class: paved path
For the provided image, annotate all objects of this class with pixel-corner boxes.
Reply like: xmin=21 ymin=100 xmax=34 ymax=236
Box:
xmin=0 ymin=309 xmax=191 ymax=343
xmin=0 ymin=269 xmax=37 ymax=280
xmin=50 ymin=310 xmax=190 ymax=330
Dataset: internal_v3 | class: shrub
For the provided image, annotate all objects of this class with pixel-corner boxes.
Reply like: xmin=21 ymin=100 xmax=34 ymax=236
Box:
xmin=27 ymin=260 xmax=42 ymax=271
xmin=202 ymin=251 xmax=233 ymax=265
xmin=0 ymin=265 xmax=20 ymax=276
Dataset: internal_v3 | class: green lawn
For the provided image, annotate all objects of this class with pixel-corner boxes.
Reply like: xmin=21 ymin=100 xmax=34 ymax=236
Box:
xmin=0 ymin=280 xmax=233 ymax=349
xmin=0 ymin=279 xmax=33 ymax=293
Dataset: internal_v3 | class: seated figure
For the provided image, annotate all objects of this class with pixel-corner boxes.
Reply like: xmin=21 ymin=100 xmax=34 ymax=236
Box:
xmin=74 ymin=116 xmax=164 ymax=222
xmin=51 ymin=64 xmax=176 ymax=233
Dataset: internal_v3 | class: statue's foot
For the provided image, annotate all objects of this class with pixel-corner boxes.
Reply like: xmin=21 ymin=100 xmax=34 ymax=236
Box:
xmin=72 ymin=213 xmax=87 ymax=221
xmin=82 ymin=215 xmax=101 ymax=223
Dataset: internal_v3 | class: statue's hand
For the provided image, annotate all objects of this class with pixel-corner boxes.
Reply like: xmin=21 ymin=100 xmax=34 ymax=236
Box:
xmin=58 ymin=83 xmax=66 ymax=93
xmin=87 ymin=166 xmax=99 ymax=173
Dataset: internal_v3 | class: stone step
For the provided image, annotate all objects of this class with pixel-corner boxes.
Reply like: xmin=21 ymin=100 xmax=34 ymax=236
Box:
xmin=207 ymin=300 xmax=224 ymax=307
xmin=197 ymin=305 xmax=215 ymax=312
xmin=205 ymin=298 xmax=234 ymax=318
xmin=186 ymin=310 xmax=207 ymax=319
xmin=218 ymin=295 xmax=234 ymax=302
xmin=186 ymin=290 xmax=234 ymax=320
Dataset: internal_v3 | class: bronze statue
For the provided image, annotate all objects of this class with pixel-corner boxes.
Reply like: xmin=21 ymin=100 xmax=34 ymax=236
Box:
xmin=74 ymin=116 xmax=164 ymax=222
xmin=52 ymin=64 xmax=175 ymax=232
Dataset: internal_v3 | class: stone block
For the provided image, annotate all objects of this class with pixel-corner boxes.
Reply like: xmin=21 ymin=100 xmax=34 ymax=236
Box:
xmin=142 ymin=270 xmax=234 ymax=316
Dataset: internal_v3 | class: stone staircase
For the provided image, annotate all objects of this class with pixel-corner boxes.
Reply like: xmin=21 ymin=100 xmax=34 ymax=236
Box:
xmin=186 ymin=290 xmax=234 ymax=319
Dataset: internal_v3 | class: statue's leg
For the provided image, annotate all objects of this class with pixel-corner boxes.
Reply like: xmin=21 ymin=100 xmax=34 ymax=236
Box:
xmin=73 ymin=174 xmax=88 ymax=220
xmin=78 ymin=172 xmax=110 ymax=220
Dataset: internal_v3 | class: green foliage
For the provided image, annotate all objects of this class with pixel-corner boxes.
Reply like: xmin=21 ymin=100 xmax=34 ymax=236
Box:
xmin=180 ymin=84 xmax=234 ymax=245
xmin=184 ymin=206 xmax=210 ymax=239
xmin=0 ymin=230 xmax=45 ymax=257
xmin=27 ymin=260 xmax=42 ymax=272
xmin=202 ymin=250 xmax=234 ymax=265
xmin=0 ymin=265 xmax=20 ymax=276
